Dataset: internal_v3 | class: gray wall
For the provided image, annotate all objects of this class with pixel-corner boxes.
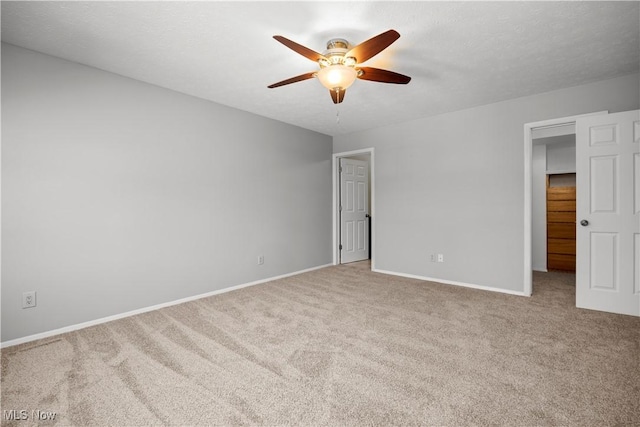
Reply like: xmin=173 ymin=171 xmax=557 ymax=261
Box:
xmin=1 ymin=44 xmax=333 ymax=342
xmin=334 ymin=73 xmax=639 ymax=292
xmin=546 ymin=136 xmax=576 ymax=173
xmin=532 ymin=144 xmax=547 ymax=271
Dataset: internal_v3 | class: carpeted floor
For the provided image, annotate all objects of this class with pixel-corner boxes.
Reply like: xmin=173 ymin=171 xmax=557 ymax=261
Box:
xmin=2 ymin=262 xmax=639 ymax=426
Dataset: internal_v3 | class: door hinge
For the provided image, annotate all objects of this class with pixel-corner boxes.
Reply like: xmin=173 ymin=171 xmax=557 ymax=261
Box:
xmin=339 ymin=205 xmax=342 ymax=212
xmin=339 ymin=165 xmax=343 ymax=173
xmin=339 ymin=244 xmax=342 ymax=250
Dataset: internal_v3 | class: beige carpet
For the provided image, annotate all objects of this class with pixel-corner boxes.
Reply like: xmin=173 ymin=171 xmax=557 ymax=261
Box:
xmin=2 ymin=262 xmax=639 ymax=426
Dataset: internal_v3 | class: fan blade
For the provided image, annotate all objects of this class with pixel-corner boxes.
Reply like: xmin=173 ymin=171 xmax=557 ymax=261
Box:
xmin=273 ymin=35 xmax=327 ymax=63
xmin=268 ymin=72 xmax=316 ymax=88
xmin=357 ymin=67 xmax=411 ymax=84
xmin=345 ymin=29 xmax=400 ymax=63
xmin=330 ymin=88 xmax=346 ymax=104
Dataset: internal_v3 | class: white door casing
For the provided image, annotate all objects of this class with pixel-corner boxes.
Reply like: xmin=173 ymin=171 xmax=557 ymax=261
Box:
xmin=575 ymin=110 xmax=640 ymax=316
xmin=340 ymin=158 xmax=369 ymax=264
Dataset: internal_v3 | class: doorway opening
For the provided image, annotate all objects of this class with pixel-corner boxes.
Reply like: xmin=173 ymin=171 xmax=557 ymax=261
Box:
xmin=332 ymin=148 xmax=375 ymax=268
xmin=523 ymin=111 xmax=607 ymax=296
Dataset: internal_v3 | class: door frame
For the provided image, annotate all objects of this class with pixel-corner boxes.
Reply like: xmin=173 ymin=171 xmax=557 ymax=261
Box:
xmin=523 ymin=111 xmax=607 ymax=296
xmin=332 ymin=148 xmax=375 ymax=268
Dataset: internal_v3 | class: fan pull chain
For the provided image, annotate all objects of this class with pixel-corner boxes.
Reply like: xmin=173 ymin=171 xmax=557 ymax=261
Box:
xmin=336 ymin=107 xmax=340 ymax=125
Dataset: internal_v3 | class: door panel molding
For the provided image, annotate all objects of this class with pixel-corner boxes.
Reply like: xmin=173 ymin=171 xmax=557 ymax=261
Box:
xmin=635 ymin=233 xmax=640 ymax=295
xmin=589 ymin=124 xmax=618 ymax=146
xmin=634 ymin=153 xmax=640 ymax=214
xmin=590 ymin=155 xmax=618 ymax=213
xmin=589 ymin=232 xmax=618 ymax=291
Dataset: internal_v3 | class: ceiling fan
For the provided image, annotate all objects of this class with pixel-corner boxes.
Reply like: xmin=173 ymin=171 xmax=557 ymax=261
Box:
xmin=268 ymin=29 xmax=411 ymax=104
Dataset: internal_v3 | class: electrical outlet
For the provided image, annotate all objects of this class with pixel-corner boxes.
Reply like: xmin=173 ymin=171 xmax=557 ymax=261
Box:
xmin=258 ymin=255 xmax=264 ymax=265
xmin=437 ymin=254 xmax=444 ymax=263
xmin=430 ymin=254 xmax=436 ymax=262
xmin=22 ymin=291 xmax=36 ymax=309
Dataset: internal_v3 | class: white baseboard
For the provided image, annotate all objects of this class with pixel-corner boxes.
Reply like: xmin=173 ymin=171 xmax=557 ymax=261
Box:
xmin=1 ymin=263 xmax=333 ymax=349
xmin=373 ymin=268 xmax=529 ymax=297
xmin=533 ymin=268 xmax=549 ymax=272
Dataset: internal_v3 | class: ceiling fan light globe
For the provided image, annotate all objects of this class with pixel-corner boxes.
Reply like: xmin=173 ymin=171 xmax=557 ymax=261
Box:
xmin=317 ymin=65 xmax=357 ymax=90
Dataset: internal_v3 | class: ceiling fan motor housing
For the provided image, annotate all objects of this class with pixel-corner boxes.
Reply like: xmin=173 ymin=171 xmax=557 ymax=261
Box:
xmin=320 ymin=38 xmax=356 ymax=67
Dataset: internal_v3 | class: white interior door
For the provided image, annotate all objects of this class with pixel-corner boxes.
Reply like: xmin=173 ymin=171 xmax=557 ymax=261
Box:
xmin=575 ymin=110 xmax=640 ymax=316
xmin=340 ymin=158 xmax=369 ymax=264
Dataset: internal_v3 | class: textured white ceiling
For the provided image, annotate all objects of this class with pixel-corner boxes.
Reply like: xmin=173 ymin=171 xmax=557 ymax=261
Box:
xmin=2 ymin=1 xmax=639 ymax=136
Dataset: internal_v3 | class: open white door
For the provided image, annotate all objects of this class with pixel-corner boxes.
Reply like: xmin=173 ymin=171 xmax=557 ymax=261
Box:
xmin=575 ymin=110 xmax=640 ymax=316
xmin=340 ymin=158 xmax=369 ymax=264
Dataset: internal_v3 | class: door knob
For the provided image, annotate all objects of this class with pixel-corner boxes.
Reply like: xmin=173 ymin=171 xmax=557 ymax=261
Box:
xmin=580 ymin=220 xmax=589 ymax=226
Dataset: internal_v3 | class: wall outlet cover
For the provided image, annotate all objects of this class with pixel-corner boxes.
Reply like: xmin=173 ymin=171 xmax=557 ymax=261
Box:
xmin=22 ymin=291 xmax=37 ymax=308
